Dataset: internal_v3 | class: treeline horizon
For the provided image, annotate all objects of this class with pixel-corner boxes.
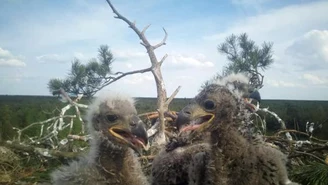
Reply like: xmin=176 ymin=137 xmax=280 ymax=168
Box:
xmin=0 ymin=95 xmax=328 ymax=142
xmin=0 ymin=94 xmax=327 ymax=102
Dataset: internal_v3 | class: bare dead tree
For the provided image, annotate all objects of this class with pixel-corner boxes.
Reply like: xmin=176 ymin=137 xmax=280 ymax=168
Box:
xmin=105 ymin=0 xmax=181 ymax=145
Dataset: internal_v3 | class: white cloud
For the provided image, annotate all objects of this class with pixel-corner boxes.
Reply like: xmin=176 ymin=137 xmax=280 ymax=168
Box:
xmin=0 ymin=3 xmax=129 ymax=51
xmin=285 ymin=30 xmax=328 ymax=70
xmin=36 ymin=54 xmax=68 ymax=63
xmin=0 ymin=73 xmax=22 ymax=83
xmin=73 ymin=52 xmax=86 ymax=60
xmin=201 ymin=1 xmax=328 ymax=100
xmin=302 ymin=73 xmax=328 ymax=85
xmin=125 ymin=63 xmax=133 ymax=69
xmin=266 ymin=73 xmax=328 ymax=88
xmin=0 ymin=47 xmax=26 ymax=67
xmin=176 ymin=75 xmax=194 ymax=80
xmin=35 ymin=52 xmax=91 ymax=63
xmin=0 ymin=59 xmax=26 ymax=67
xmin=266 ymin=79 xmax=305 ymax=88
xmin=231 ymin=0 xmax=272 ymax=11
xmin=0 ymin=71 xmax=42 ymax=83
xmin=204 ymin=1 xmax=328 ymax=43
xmin=231 ymin=0 xmax=271 ymax=6
xmin=112 ymin=50 xmax=148 ymax=61
xmin=169 ymin=53 xmax=214 ymax=68
xmin=31 ymin=8 xmax=120 ymax=46
xmin=123 ymin=74 xmax=153 ymax=85
xmin=0 ymin=47 xmax=12 ymax=58
xmin=110 ymin=49 xmax=150 ymax=73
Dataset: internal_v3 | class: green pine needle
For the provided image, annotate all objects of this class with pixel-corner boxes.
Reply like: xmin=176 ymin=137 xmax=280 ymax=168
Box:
xmin=290 ymin=161 xmax=328 ymax=185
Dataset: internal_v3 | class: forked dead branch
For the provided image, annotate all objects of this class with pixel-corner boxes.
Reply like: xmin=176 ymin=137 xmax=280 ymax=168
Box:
xmin=105 ymin=0 xmax=181 ymax=146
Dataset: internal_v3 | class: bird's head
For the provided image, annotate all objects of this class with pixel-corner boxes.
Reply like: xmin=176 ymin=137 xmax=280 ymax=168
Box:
xmin=177 ymin=84 xmax=239 ymax=134
xmin=215 ymin=73 xmax=261 ymax=112
xmin=87 ymin=93 xmax=148 ymax=154
xmin=176 ymin=73 xmax=261 ymax=136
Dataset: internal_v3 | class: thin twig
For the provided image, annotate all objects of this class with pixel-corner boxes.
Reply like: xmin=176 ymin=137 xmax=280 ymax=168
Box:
xmin=13 ymin=115 xmax=76 ymax=143
xmin=105 ymin=0 xmax=151 ymax=47
xmin=92 ymin=67 xmax=151 ymax=96
xmin=165 ymin=86 xmax=181 ymax=108
xmin=141 ymin=24 xmax=151 ymax=35
xmin=275 ymin=129 xmax=328 ymax=143
xmin=259 ymin=107 xmax=293 ymax=140
xmin=159 ymin=54 xmax=168 ymax=66
xmin=289 ymin=151 xmax=326 ymax=164
xmin=153 ymin=28 xmax=168 ymax=50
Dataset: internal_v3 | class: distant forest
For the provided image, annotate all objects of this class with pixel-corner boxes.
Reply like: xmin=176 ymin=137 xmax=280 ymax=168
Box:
xmin=0 ymin=95 xmax=327 ymax=141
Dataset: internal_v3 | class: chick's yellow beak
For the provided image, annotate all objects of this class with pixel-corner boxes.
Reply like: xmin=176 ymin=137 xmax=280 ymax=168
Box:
xmin=176 ymin=104 xmax=215 ymax=133
xmin=109 ymin=116 xmax=148 ymax=155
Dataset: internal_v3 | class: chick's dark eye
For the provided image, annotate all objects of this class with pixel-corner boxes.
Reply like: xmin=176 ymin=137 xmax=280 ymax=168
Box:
xmin=204 ymin=100 xmax=216 ymax=110
xmin=106 ymin=115 xmax=118 ymax=122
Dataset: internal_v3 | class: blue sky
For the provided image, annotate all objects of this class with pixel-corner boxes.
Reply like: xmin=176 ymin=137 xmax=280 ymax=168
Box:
xmin=0 ymin=0 xmax=328 ymax=100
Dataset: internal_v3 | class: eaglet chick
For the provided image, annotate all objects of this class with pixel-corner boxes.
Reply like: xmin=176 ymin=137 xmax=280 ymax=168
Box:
xmin=51 ymin=92 xmax=149 ymax=185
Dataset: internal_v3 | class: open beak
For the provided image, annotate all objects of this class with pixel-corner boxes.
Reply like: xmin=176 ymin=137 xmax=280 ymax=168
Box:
xmin=176 ymin=104 xmax=215 ymax=134
xmin=131 ymin=116 xmax=149 ymax=152
xmin=109 ymin=116 xmax=149 ymax=155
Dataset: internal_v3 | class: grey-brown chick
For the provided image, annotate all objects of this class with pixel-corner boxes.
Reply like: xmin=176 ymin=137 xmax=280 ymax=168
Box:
xmin=51 ymin=93 xmax=149 ymax=185
xmin=151 ymin=73 xmax=261 ymax=185
xmin=151 ymin=140 xmax=210 ymax=185
xmin=177 ymin=82 xmax=298 ymax=185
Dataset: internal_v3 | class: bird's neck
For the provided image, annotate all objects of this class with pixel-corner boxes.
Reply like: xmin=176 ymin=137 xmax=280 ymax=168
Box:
xmin=211 ymin=125 xmax=249 ymax=158
xmin=96 ymin=140 xmax=128 ymax=173
xmin=92 ymin=140 xmax=147 ymax=185
xmin=208 ymin=126 xmax=251 ymax=184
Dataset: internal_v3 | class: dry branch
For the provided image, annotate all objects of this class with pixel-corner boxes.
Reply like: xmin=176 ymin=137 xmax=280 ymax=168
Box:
xmin=258 ymin=107 xmax=293 ymax=140
xmin=12 ymin=88 xmax=89 ymax=154
xmin=105 ymin=0 xmax=180 ymax=146
xmin=13 ymin=115 xmax=76 ymax=143
xmin=67 ymin=134 xmax=91 ymax=142
xmin=264 ymin=128 xmax=328 ymax=166
xmin=290 ymin=150 xmax=326 ymax=163
xmin=153 ymin=28 xmax=168 ymax=50
xmin=91 ymin=67 xmax=152 ymax=96
xmin=2 ymin=141 xmax=81 ymax=159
